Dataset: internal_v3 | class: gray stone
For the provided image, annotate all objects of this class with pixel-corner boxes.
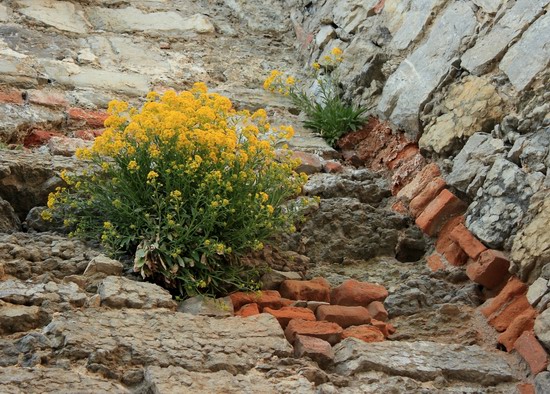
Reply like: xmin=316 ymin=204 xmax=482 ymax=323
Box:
xmin=466 ymin=157 xmax=545 ymax=249
xmin=0 ymin=302 xmax=50 ymax=335
xmin=303 ymin=171 xmax=390 ymax=206
xmin=472 ymin=0 xmax=502 ymax=13
xmin=527 ymin=278 xmax=549 ymax=306
xmin=390 ymin=0 xmax=446 ymax=50
xmin=315 ymin=25 xmax=336 ymax=49
xmin=0 ymin=366 xmax=130 ymax=393
xmin=384 ymin=288 xmax=429 ymax=317
xmin=332 ymin=0 xmax=377 ymax=34
xmin=0 ymin=150 xmax=83 ymax=220
xmin=461 ymin=0 xmax=549 ymax=75
xmin=510 ymin=190 xmax=550 ymax=283
xmin=333 ymin=339 xmax=514 ymax=385
xmin=98 ymin=276 xmax=177 ymax=310
xmin=446 ymin=134 xmax=507 ymax=197
xmin=0 ymin=279 xmax=87 ymax=308
xmin=44 ymin=309 xmax=292 ymax=375
xmin=47 ymin=137 xmax=92 ymax=157
xmin=508 ymin=129 xmax=549 ymax=173
xmin=0 ymin=104 xmax=64 ymax=144
xmin=282 ymin=197 xmax=406 ymax=264
xmin=83 ymin=255 xmax=123 ymax=277
xmin=222 ymin=0 xmax=290 ymax=33
xmin=535 ymin=308 xmax=550 ymax=350
xmin=16 ymin=0 xmax=90 ymax=34
xmin=0 ymin=5 xmax=8 ymax=22
xmin=40 ymin=60 xmax=150 ymax=97
xmin=500 ymin=13 xmax=550 ymax=91
xmin=377 ymin=2 xmax=476 ymax=137
xmin=86 ymin=7 xmax=214 ymax=34
xmin=178 ymin=296 xmax=233 ymax=317
xmin=535 ymin=371 xmax=550 ymax=394
xmin=0 ymin=197 xmax=20 ymax=233
xmin=143 ymin=365 xmax=314 ymax=394
xmin=24 ymin=206 xmax=64 ymax=233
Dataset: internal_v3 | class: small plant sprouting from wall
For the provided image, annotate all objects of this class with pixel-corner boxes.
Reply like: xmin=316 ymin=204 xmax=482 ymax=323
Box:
xmin=263 ymin=48 xmax=367 ymax=147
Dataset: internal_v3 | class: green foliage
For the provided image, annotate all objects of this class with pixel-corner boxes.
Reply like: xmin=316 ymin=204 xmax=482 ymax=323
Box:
xmin=43 ymin=84 xmax=310 ymax=297
xmin=263 ymin=48 xmax=367 ymax=147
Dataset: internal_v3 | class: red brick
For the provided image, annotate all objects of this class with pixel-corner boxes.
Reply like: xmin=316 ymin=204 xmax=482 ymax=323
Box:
xmin=285 ymin=319 xmax=343 ymax=345
xmin=235 ymin=303 xmax=259 ymax=317
xmin=68 ymin=108 xmax=108 ymax=128
xmin=442 ymin=241 xmax=468 ymax=266
xmin=517 ymin=383 xmax=535 ymax=394
xmin=449 ymin=223 xmax=487 ymax=260
xmin=229 ymin=290 xmax=290 ymax=312
xmin=315 ymin=305 xmax=371 ymax=328
xmin=391 ymin=200 xmax=409 ymax=215
xmin=396 ymin=163 xmax=441 ymax=202
xmin=366 ymin=301 xmax=388 ymax=322
xmin=28 ymin=89 xmax=68 ymax=108
xmin=466 ymin=249 xmax=511 ymax=289
xmin=0 ymin=89 xmax=24 ymax=104
xmin=415 ymin=190 xmax=467 ymax=236
xmin=390 ymin=151 xmax=426 ymax=195
xmin=409 ymin=178 xmax=447 ymax=218
xmin=480 ymin=277 xmax=528 ymax=318
xmin=435 ymin=215 xmax=465 ymax=254
xmin=23 ymin=129 xmax=64 ymax=147
xmin=371 ymin=319 xmax=396 ymax=338
xmin=294 ymin=334 xmax=334 ymax=367
xmin=489 ymin=295 xmax=531 ymax=332
xmin=279 ymin=278 xmax=330 ymax=302
xmin=498 ymin=307 xmax=537 ymax=351
xmin=514 ymin=331 xmax=549 ymax=374
xmin=342 ymin=325 xmax=385 ymax=343
xmin=331 ymin=279 xmax=388 ymax=307
xmin=426 ymin=253 xmax=446 ymax=272
xmin=323 ymin=161 xmax=343 ymax=173
xmin=263 ymin=306 xmax=316 ymax=329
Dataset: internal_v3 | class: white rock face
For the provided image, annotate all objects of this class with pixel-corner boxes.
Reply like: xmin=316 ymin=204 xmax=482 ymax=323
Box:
xmin=461 ymin=0 xmax=549 ymax=75
xmin=16 ymin=0 xmax=90 ymax=34
xmin=377 ymin=2 xmax=477 ymax=137
xmin=500 ymin=13 xmax=550 ymax=91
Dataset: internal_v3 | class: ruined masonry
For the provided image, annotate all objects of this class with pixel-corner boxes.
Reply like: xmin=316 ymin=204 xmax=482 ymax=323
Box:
xmin=1 ymin=1 xmax=549 ymax=393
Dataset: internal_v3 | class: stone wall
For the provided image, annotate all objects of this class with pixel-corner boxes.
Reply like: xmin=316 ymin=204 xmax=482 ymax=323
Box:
xmin=290 ymin=0 xmax=550 ymax=385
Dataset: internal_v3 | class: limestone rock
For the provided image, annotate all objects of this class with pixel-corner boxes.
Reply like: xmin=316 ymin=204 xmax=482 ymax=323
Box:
xmin=0 ymin=366 xmax=130 ymax=393
xmin=466 ymin=157 xmax=545 ymax=249
xmin=143 ymin=365 xmax=314 ymax=393
xmin=535 ymin=308 xmax=550 ymax=350
xmin=500 ymin=12 xmax=550 ymax=91
xmin=333 ymin=339 xmax=514 ymax=385
xmin=535 ymin=371 xmax=550 ymax=394
xmin=260 ymin=270 xmax=302 ymax=290
xmin=16 ymin=0 xmax=90 ymax=34
xmin=24 ymin=206 xmax=64 ymax=233
xmin=44 ymin=310 xmax=292 ymax=375
xmin=98 ymin=276 xmax=177 ymax=310
xmin=0 ymin=279 xmax=87 ymax=308
xmin=303 ymin=170 xmax=390 ymax=206
xmin=178 ymin=296 xmax=233 ymax=318
xmin=0 ymin=302 xmax=50 ymax=335
xmin=222 ymin=0 xmax=290 ymax=33
xmin=507 ymin=128 xmax=550 ymax=173
xmin=419 ymin=77 xmax=503 ymax=154
xmin=0 ymin=197 xmax=20 ymax=232
xmin=377 ymin=2 xmax=476 ymax=137
xmin=461 ymin=0 xmax=548 ymax=75
xmin=86 ymin=7 xmax=214 ymax=35
xmin=284 ymin=197 xmax=406 ymax=264
xmin=47 ymin=136 xmax=92 ymax=157
xmin=446 ymin=133 xmax=507 ymax=198
xmin=527 ymin=278 xmax=549 ymax=306
xmin=472 ymin=0 xmax=502 ymax=13
xmin=83 ymin=255 xmax=123 ymax=277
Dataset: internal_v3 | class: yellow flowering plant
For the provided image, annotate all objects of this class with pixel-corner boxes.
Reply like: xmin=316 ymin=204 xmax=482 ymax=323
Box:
xmin=264 ymin=47 xmax=366 ymax=147
xmin=44 ymin=83 xmax=309 ymax=297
